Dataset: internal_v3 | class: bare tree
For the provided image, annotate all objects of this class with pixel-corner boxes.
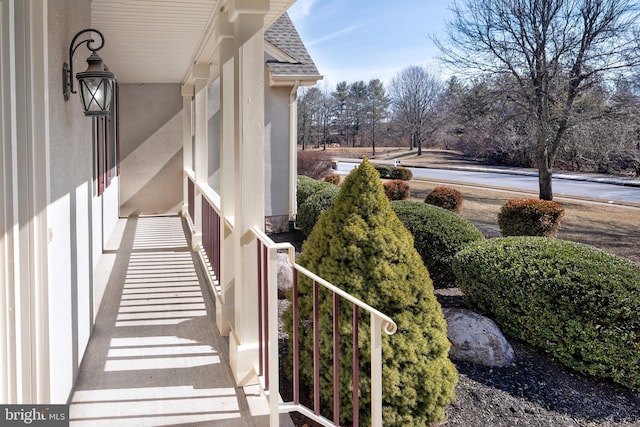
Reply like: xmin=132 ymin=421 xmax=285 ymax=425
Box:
xmin=437 ymin=0 xmax=640 ymax=200
xmin=298 ymin=87 xmax=333 ymax=149
xmin=389 ymin=66 xmax=445 ymax=155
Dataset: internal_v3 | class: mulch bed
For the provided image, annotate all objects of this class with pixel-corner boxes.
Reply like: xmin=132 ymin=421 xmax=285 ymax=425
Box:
xmin=434 ymin=289 xmax=639 ymax=427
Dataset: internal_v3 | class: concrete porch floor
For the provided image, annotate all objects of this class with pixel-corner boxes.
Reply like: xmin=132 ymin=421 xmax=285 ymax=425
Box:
xmin=69 ymin=215 xmax=271 ymax=427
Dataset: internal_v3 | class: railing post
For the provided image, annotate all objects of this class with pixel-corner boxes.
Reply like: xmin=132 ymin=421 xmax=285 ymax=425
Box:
xmin=267 ymin=247 xmax=280 ymax=427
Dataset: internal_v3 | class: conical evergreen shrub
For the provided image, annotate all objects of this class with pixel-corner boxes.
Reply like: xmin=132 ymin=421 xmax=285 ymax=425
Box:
xmin=287 ymin=158 xmax=457 ymax=426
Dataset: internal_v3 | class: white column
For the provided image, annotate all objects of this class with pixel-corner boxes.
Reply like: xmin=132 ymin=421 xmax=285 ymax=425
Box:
xmin=192 ymin=64 xmax=210 ymax=250
xmin=217 ymin=11 xmax=235 ymax=336
xmin=228 ymin=0 xmax=268 ymax=386
xmin=181 ymin=83 xmax=194 ymax=218
xmin=0 ymin=0 xmax=18 ymax=404
xmin=0 ymin=0 xmax=50 ymax=403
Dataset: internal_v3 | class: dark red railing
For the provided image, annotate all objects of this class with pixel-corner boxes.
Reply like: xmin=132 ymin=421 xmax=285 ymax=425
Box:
xmin=201 ymin=196 xmax=221 ymax=281
xmin=187 ymin=177 xmax=195 ymax=224
xmin=253 ymin=227 xmax=397 ymax=427
xmin=257 ymin=241 xmax=268 ymax=385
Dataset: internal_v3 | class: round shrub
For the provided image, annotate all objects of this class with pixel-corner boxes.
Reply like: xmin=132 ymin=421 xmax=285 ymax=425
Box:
xmin=374 ymin=164 xmax=393 ymax=179
xmin=383 ymin=179 xmax=411 ymax=200
xmin=498 ymin=198 xmax=565 ymax=237
xmin=374 ymin=164 xmax=413 ymax=180
xmin=390 ymin=166 xmax=413 ymax=180
xmin=296 ymin=184 xmax=340 ymax=236
xmin=297 ymin=175 xmax=334 ymax=209
xmin=323 ymin=173 xmax=341 ymax=185
xmin=424 ymin=186 xmax=464 ymax=213
xmin=452 ymin=237 xmax=640 ymax=392
xmin=288 ymin=159 xmax=457 ymax=426
xmin=392 ymin=200 xmax=485 ymax=288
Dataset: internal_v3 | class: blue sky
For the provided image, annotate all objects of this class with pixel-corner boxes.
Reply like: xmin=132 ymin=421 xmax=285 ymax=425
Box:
xmin=288 ymin=0 xmax=453 ymax=90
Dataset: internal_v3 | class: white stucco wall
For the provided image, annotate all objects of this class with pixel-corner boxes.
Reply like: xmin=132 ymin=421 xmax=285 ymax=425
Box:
xmin=118 ymin=84 xmax=183 ymax=216
xmin=47 ymin=0 xmax=115 ymax=403
xmin=264 ymin=85 xmax=292 ymax=219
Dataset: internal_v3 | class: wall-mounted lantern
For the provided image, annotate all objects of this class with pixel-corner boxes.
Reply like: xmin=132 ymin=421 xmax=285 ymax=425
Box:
xmin=62 ymin=29 xmax=115 ymax=116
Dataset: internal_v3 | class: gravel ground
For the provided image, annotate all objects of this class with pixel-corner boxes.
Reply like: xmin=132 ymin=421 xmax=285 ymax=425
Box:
xmin=435 ymin=289 xmax=640 ymax=427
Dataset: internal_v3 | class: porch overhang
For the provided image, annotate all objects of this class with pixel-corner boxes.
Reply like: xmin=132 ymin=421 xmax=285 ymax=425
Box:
xmin=90 ymin=0 xmax=296 ymax=84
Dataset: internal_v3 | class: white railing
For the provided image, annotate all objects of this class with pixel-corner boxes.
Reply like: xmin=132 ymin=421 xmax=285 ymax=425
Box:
xmin=252 ymin=227 xmax=397 ymax=427
xmin=184 ymin=173 xmax=397 ymax=426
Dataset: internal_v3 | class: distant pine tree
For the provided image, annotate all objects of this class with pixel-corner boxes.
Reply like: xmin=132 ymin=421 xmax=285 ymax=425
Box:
xmin=289 ymin=158 xmax=457 ymax=426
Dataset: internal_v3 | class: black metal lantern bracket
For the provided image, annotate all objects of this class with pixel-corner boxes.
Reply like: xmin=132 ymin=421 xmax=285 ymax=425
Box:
xmin=62 ymin=29 xmax=115 ymax=116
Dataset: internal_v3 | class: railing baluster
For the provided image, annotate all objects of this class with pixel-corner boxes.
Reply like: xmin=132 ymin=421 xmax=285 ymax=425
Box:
xmin=371 ymin=315 xmax=383 ymax=427
xmin=353 ymin=304 xmax=360 ymax=427
xmin=313 ymin=280 xmax=320 ymax=416
xmin=263 ymin=244 xmax=270 ymax=390
xmin=257 ymin=241 xmax=264 ymax=378
xmin=293 ymin=268 xmax=300 ymax=405
xmin=333 ymin=293 xmax=339 ymax=425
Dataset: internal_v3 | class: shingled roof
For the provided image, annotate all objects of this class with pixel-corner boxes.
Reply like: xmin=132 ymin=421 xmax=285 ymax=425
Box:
xmin=264 ymin=12 xmax=322 ymax=82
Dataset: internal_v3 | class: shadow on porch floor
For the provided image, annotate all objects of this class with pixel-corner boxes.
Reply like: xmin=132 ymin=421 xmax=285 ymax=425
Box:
xmin=69 ymin=215 xmax=260 ymax=426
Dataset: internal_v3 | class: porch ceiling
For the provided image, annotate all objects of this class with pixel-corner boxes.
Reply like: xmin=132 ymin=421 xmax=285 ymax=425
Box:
xmin=91 ymin=0 xmax=295 ymax=84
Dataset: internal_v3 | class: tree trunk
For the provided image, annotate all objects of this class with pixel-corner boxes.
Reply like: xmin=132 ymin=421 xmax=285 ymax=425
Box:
xmin=537 ymin=136 xmax=553 ymax=200
xmin=538 ymin=164 xmax=553 ymax=200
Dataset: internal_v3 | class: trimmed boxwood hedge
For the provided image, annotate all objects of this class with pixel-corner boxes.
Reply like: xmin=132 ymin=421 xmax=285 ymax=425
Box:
xmin=452 ymin=236 xmax=640 ymax=392
xmin=392 ymin=200 xmax=485 ymax=288
xmin=296 ymin=184 xmax=340 ymax=236
xmin=297 ymin=175 xmax=335 ymax=209
xmin=374 ymin=164 xmax=413 ymax=180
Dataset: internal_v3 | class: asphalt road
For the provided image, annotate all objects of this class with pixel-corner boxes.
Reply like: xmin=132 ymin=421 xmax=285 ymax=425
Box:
xmin=335 ymin=161 xmax=640 ymax=204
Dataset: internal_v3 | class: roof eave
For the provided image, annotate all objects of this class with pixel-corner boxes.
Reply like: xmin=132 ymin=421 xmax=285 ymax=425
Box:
xmin=268 ymin=73 xmax=324 ymax=87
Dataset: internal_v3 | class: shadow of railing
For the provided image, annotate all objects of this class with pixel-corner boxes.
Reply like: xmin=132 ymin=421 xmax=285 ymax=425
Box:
xmin=69 ymin=216 xmax=254 ymax=427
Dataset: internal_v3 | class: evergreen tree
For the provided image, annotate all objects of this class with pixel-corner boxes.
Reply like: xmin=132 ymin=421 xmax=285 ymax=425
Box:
xmin=289 ymin=158 xmax=457 ymax=426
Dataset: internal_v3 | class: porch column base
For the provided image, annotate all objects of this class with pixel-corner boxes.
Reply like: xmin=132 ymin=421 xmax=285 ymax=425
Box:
xmin=229 ymin=331 xmax=259 ymax=386
xmin=215 ymin=298 xmax=233 ymax=336
xmin=191 ymin=232 xmax=202 ymax=252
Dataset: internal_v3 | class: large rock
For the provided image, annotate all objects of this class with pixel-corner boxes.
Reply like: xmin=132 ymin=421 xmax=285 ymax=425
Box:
xmin=277 ymin=253 xmax=293 ymax=299
xmin=443 ymin=308 xmax=515 ymax=367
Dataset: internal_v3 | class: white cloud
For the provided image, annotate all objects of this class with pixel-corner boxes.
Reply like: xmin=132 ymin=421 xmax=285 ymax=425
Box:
xmin=288 ymin=0 xmax=316 ymax=21
xmin=307 ymin=25 xmax=360 ymax=47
